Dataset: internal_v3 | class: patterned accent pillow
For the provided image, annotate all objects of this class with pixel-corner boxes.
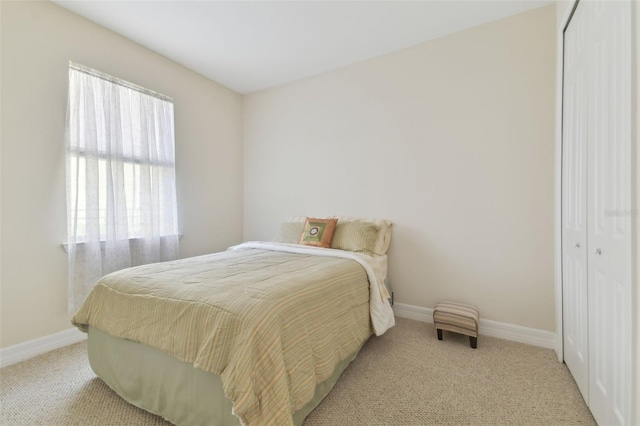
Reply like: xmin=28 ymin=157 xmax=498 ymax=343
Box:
xmin=330 ymin=221 xmax=380 ymax=255
xmin=298 ymin=218 xmax=338 ymax=248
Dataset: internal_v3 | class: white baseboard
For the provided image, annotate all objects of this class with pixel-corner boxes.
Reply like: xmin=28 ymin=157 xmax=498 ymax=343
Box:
xmin=393 ymin=302 xmax=556 ymax=349
xmin=0 ymin=328 xmax=87 ymax=368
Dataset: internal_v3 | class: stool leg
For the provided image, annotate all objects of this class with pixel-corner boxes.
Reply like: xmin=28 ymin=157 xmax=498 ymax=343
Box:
xmin=437 ymin=329 xmax=443 ymax=340
xmin=470 ymin=336 xmax=477 ymax=349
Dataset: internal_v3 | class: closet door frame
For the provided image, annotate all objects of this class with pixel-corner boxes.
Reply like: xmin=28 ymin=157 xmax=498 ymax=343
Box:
xmin=554 ymin=1 xmax=638 ymax=424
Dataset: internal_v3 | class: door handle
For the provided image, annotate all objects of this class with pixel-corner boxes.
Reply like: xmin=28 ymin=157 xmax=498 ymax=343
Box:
xmin=574 ymin=242 xmax=581 ymax=248
xmin=594 ymin=248 xmax=602 ymax=255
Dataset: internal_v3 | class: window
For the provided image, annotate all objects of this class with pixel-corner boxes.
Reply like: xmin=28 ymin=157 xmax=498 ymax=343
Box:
xmin=65 ymin=62 xmax=179 ymax=312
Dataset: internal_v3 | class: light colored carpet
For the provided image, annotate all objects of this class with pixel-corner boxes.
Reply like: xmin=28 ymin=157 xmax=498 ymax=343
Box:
xmin=1 ymin=317 xmax=595 ymax=425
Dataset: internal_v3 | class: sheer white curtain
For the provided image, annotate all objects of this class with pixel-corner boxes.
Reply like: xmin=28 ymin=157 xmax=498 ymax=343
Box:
xmin=66 ymin=63 xmax=179 ymax=313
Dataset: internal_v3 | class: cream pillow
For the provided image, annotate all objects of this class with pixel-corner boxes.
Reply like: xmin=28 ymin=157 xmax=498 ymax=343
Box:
xmin=331 ymin=216 xmax=392 ymax=255
xmin=272 ymin=222 xmax=305 ymax=244
xmin=330 ymin=221 xmax=380 ymax=255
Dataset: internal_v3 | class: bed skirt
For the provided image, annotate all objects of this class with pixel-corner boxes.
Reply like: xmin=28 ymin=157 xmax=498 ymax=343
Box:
xmin=88 ymin=326 xmax=365 ymax=426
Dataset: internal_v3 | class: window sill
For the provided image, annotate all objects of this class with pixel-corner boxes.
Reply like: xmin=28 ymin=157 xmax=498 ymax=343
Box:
xmin=61 ymin=234 xmax=182 ymax=253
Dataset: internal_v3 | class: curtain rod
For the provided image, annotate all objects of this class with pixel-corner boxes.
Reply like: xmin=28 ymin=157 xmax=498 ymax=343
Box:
xmin=69 ymin=61 xmax=173 ymax=103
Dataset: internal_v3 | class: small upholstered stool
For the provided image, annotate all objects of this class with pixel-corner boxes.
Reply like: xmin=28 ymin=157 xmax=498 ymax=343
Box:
xmin=433 ymin=301 xmax=479 ymax=348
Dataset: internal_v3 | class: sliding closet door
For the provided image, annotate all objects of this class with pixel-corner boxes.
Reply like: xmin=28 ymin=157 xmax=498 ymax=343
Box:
xmin=561 ymin=0 xmax=589 ymax=401
xmin=586 ymin=0 xmax=632 ymax=424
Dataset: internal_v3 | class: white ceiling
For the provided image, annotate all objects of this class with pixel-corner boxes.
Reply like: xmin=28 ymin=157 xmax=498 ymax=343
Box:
xmin=53 ymin=0 xmax=554 ymax=94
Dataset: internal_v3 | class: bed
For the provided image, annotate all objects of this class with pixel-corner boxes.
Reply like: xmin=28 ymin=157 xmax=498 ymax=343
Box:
xmin=72 ymin=218 xmax=395 ymax=426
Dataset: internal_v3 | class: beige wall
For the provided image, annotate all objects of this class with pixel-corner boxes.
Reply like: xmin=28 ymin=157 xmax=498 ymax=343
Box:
xmin=244 ymin=6 xmax=556 ymax=330
xmin=0 ymin=1 xmax=244 ymax=348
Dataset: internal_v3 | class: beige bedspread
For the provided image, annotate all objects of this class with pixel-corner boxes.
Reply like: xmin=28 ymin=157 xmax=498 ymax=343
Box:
xmin=72 ymin=246 xmax=373 ymax=426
